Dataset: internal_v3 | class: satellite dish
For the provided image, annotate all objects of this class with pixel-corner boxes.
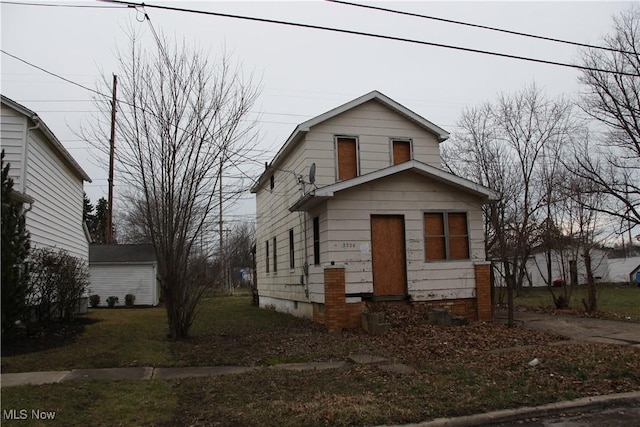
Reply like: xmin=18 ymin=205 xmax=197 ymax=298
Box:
xmin=308 ymin=163 xmax=316 ymax=185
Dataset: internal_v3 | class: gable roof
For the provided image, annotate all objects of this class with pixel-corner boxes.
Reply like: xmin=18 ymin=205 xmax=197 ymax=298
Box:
xmin=1 ymin=95 xmax=92 ymax=182
xmin=290 ymin=160 xmax=498 ymax=212
xmin=251 ymin=90 xmax=448 ymax=193
xmin=89 ymin=244 xmax=157 ymax=264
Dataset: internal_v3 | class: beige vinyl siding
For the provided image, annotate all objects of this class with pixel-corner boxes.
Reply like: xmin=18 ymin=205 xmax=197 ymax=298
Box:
xmin=255 ymin=140 xmax=312 ymax=302
xmin=25 ymin=129 xmax=88 ymax=261
xmin=306 ymin=100 xmax=442 ymax=184
xmin=1 ymin=105 xmax=27 ymax=192
xmin=323 ymin=170 xmax=484 ymax=301
xmin=89 ymin=264 xmax=159 ymax=306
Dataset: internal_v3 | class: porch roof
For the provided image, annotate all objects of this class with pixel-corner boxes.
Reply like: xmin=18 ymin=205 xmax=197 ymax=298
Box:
xmin=289 ymin=160 xmax=498 ymax=212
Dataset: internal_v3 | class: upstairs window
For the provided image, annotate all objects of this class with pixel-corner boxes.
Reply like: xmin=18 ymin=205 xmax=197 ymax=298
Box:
xmin=336 ymin=136 xmax=358 ymax=180
xmin=392 ymin=139 xmax=412 ymax=165
xmin=424 ymin=212 xmax=469 ymax=260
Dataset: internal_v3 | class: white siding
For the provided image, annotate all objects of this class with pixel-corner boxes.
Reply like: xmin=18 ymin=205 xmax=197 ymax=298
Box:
xmin=89 ymin=264 xmax=159 ymax=306
xmin=324 ymin=170 xmax=485 ymax=302
xmin=24 ymin=129 xmax=88 ymax=261
xmin=1 ymin=105 xmax=27 ymax=192
xmin=254 ymin=96 xmax=486 ymax=317
xmin=306 ymin=99 xmax=442 ymax=188
xmin=255 ymin=136 xmax=316 ymax=304
xmin=525 ymin=249 xmax=610 ymax=287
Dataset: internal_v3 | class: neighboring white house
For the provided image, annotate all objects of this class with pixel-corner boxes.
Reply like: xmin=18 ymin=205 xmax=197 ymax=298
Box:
xmin=251 ymin=91 xmax=497 ymax=330
xmin=525 ymin=248 xmax=610 ymax=287
xmin=607 ymin=256 xmax=640 ymax=284
xmin=89 ymin=244 xmax=160 ymax=306
xmin=1 ymin=95 xmax=92 ymax=261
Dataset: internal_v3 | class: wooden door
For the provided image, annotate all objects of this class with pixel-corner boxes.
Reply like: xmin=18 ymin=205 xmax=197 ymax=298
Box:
xmin=371 ymin=215 xmax=407 ymax=296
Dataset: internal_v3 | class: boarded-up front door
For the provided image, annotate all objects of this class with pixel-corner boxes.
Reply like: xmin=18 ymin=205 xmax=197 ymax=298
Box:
xmin=371 ymin=215 xmax=407 ymax=296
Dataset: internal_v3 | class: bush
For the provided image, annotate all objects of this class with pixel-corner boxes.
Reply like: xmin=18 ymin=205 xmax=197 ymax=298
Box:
xmin=1 ymin=151 xmax=32 ymax=338
xmin=106 ymin=296 xmax=119 ymax=308
xmin=89 ymin=294 xmax=100 ymax=308
xmin=125 ymin=294 xmax=136 ymax=306
xmin=28 ymin=248 xmax=89 ymax=325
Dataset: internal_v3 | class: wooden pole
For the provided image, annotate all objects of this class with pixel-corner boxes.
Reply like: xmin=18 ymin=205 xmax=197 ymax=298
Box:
xmin=106 ymin=74 xmax=117 ymax=244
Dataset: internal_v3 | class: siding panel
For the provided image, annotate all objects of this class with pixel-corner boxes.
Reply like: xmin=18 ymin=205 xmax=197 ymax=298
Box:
xmin=89 ymin=264 xmax=158 ymax=306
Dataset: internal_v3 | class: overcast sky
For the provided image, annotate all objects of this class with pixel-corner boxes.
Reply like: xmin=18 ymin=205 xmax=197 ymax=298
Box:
xmin=0 ymin=0 xmax=633 ymax=227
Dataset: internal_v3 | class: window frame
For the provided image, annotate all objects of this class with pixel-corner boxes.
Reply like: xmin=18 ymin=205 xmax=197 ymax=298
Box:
xmin=390 ymin=137 xmax=413 ymax=165
xmin=334 ymin=135 xmax=360 ymax=181
xmin=313 ymin=216 xmax=320 ymax=266
xmin=423 ymin=211 xmax=470 ymax=261
xmin=265 ymin=240 xmax=270 ymax=273
xmin=289 ymin=228 xmax=295 ymax=270
xmin=273 ymin=236 xmax=278 ymax=273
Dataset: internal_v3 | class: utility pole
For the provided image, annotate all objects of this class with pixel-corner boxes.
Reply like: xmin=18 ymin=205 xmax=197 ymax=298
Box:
xmin=218 ymin=151 xmax=225 ymax=290
xmin=106 ymin=74 xmax=117 ymax=244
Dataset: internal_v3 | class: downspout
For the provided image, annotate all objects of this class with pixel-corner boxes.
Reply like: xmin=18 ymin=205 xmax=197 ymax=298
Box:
xmin=22 ymin=115 xmax=41 ymax=214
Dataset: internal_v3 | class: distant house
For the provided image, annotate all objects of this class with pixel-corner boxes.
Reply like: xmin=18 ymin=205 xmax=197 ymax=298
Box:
xmin=89 ymin=244 xmax=160 ymax=306
xmin=1 ymin=95 xmax=92 ymax=261
xmin=607 ymin=256 xmax=640 ymax=285
xmin=525 ymin=248 xmax=610 ymax=287
xmin=251 ymin=91 xmax=497 ymax=330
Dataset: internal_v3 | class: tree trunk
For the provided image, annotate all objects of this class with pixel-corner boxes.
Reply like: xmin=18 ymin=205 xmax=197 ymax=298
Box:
xmin=582 ymin=247 xmax=597 ymax=313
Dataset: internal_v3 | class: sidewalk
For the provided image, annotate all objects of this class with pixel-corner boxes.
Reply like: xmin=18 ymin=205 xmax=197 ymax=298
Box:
xmin=3 ymin=364 xmax=639 ymax=427
xmin=495 ymin=308 xmax=640 ymax=347
xmin=1 ymin=356 xmax=404 ymax=388
xmin=3 ymin=311 xmax=639 ymax=425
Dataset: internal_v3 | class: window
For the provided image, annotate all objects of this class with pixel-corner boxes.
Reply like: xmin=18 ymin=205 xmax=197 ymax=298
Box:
xmin=289 ymin=228 xmax=295 ymax=269
xmin=313 ymin=216 xmax=320 ymax=265
xmin=424 ymin=212 xmax=469 ymax=260
xmin=336 ymin=136 xmax=358 ymax=180
xmin=265 ymin=240 xmax=270 ymax=273
xmin=392 ymin=139 xmax=412 ymax=164
xmin=273 ymin=237 xmax=278 ymax=272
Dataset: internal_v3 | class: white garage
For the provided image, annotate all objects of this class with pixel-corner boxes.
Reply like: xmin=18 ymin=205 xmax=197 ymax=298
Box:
xmin=89 ymin=244 xmax=160 ymax=307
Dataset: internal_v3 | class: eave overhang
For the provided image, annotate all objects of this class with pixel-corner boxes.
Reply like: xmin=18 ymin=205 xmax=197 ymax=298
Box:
xmin=289 ymin=160 xmax=498 ymax=212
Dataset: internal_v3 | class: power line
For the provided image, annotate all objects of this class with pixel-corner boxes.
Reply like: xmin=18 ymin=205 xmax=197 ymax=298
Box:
xmin=326 ymin=0 xmax=634 ymax=55
xmin=104 ymin=0 xmax=637 ymax=77
xmin=1 ymin=49 xmax=271 ymax=168
xmin=1 ymin=50 xmax=108 ymax=98
xmin=2 ymin=1 xmax=127 ymax=8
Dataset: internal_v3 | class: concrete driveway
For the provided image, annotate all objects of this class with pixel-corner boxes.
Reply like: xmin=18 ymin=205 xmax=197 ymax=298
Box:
xmin=495 ymin=309 xmax=640 ymax=348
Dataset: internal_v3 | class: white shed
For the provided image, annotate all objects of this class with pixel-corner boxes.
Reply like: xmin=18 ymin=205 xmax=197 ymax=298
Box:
xmin=89 ymin=244 xmax=160 ymax=306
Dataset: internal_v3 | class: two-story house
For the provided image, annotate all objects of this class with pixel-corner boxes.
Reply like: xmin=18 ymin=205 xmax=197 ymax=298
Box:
xmin=251 ymin=91 xmax=497 ymax=330
xmin=1 ymin=95 xmax=92 ymax=262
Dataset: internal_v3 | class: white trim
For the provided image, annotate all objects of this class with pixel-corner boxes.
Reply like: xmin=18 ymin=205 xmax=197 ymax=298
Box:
xmin=316 ymin=160 xmax=497 ymax=198
xmin=390 ymin=137 xmax=413 ymax=165
xmin=290 ymin=160 xmax=498 ymax=212
xmin=2 ymin=95 xmax=92 ymax=183
xmin=334 ymin=135 xmax=360 ymax=181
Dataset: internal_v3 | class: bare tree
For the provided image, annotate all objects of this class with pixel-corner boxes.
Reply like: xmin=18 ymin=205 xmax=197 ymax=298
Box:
xmin=573 ymin=6 xmax=640 ymax=232
xmin=84 ymin=31 xmax=259 ymax=339
xmin=443 ymin=84 xmax=578 ymax=326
